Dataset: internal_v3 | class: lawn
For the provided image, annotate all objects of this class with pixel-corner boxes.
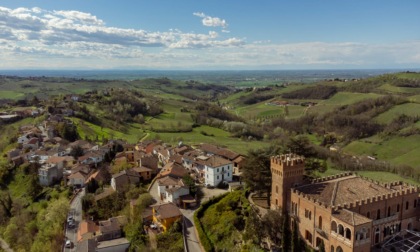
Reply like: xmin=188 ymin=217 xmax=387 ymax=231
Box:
xmin=374 ymin=103 xmax=420 ymax=124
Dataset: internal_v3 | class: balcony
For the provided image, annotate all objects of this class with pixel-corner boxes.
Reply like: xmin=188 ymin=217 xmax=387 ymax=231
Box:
xmin=315 ymin=227 xmax=329 ymax=239
xmin=373 ymin=214 xmax=398 ymax=226
xmin=355 ymin=239 xmax=370 ymax=247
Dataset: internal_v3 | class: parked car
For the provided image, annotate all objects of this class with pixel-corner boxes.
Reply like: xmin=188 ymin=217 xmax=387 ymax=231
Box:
xmin=68 ymin=219 xmax=75 ymax=228
xmin=67 ymin=215 xmax=74 ymax=223
xmin=65 ymin=240 xmax=71 ymax=248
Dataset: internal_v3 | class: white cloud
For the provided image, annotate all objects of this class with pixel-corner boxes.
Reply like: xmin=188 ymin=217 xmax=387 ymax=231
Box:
xmin=0 ymin=6 xmax=419 ymax=69
xmin=193 ymin=12 xmax=228 ymax=28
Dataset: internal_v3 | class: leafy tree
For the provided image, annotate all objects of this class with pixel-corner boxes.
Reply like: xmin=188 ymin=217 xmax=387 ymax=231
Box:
xmin=242 ymin=145 xmax=283 ymax=205
xmin=183 ymin=175 xmax=197 ymax=196
xmin=286 ymin=135 xmax=315 ymax=157
xmin=70 ymin=145 xmax=84 ymax=159
xmin=86 ymin=179 xmax=99 ymax=194
xmin=262 ymin=210 xmax=283 ymax=245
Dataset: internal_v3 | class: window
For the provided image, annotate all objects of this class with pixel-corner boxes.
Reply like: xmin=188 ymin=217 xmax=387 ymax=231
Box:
xmin=397 ymin=204 xmax=400 ymax=212
xmin=388 ymin=206 xmax=391 ymax=217
xmin=309 ymin=211 xmax=312 ymax=220
xmin=377 ymin=209 xmax=381 ymax=220
xmin=318 ymin=216 xmax=323 ymax=229
xmin=217 ymin=168 xmax=219 ymax=172
xmin=406 ymin=201 xmax=409 ymax=210
xmin=367 ymin=212 xmax=370 ymax=218
xmin=217 ymin=176 xmax=219 ymax=180
xmin=338 ymin=224 xmax=344 ymax=236
xmin=345 ymin=228 xmax=352 ymax=240
xmin=331 ymin=221 xmax=337 ymax=233
xmin=276 ymin=199 xmax=278 ymax=206
xmin=414 ymin=200 xmax=417 ymax=208
xmin=305 ymin=230 xmax=312 ymax=243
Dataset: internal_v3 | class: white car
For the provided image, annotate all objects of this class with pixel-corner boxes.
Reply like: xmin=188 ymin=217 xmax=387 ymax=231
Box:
xmin=65 ymin=240 xmax=71 ymax=248
xmin=67 ymin=215 xmax=74 ymax=223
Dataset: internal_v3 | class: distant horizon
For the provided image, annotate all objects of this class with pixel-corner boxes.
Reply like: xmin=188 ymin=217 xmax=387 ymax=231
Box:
xmin=1 ymin=68 xmax=415 ymax=82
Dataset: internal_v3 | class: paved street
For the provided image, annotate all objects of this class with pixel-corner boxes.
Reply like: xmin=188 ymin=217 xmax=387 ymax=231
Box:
xmin=64 ymin=189 xmax=85 ymax=252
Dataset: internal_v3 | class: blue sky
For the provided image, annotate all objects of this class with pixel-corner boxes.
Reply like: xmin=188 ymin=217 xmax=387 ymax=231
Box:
xmin=0 ymin=0 xmax=419 ymax=70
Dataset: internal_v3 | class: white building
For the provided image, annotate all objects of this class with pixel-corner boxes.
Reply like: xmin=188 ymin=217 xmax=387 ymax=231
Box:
xmin=157 ymin=176 xmax=190 ymax=204
xmin=203 ymin=156 xmax=233 ymax=187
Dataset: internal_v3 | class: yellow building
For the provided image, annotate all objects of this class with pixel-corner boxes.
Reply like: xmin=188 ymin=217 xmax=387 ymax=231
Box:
xmin=152 ymin=202 xmax=183 ymax=232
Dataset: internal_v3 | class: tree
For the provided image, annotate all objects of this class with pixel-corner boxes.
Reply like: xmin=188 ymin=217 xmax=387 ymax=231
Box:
xmin=281 ymin=211 xmax=291 ymax=252
xmin=291 ymin=219 xmax=301 ymax=252
xmin=262 ymin=210 xmax=283 ymax=245
xmin=183 ymin=175 xmax=197 ymax=197
xmin=242 ymin=145 xmax=283 ymax=206
xmin=318 ymin=239 xmax=326 ymax=252
xmin=286 ymin=135 xmax=315 ymax=157
xmin=70 ymin=145 xmax=84 ymax=159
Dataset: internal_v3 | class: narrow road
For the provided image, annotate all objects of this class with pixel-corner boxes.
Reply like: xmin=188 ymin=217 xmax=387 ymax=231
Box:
xmin=64 ymin=188 xmax=85 ymax=252
xmin=180 ymin=208 xmax=203 ymax=252
xmin=0 ymin=237 xmax=13 ymax=252
xmin=148 ymin=181 xmax=204 ymax=252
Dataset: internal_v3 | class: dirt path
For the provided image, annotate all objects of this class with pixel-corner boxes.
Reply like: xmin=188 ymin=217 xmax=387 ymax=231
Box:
xmin=0 ymin=237 xmax=13 ymax=252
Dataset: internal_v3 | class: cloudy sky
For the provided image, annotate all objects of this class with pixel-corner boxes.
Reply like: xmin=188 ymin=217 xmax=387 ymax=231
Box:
xmin=0 ymin=0 xmax=420 ymax=70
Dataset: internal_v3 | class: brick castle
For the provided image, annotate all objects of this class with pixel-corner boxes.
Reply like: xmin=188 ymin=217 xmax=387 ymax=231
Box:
xmin=271 ymin=154 xmax=419 ymax=252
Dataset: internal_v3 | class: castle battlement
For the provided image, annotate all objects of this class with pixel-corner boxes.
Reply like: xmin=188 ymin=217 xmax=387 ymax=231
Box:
xmin=311 ymin=172 xmax=353 ymax=184
xmin=293 ymin=173 xmax=419 ymax=212
xmin=271 ymin=153 xmax=304 ymax=168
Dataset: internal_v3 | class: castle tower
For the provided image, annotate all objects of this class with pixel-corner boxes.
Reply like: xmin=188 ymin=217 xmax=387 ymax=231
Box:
xmin=271 ymin=153 xmax=305 ymax=212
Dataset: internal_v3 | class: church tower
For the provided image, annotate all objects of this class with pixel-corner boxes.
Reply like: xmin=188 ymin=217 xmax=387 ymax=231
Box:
xmin=270 ymin=153 xmax=305 ymax=212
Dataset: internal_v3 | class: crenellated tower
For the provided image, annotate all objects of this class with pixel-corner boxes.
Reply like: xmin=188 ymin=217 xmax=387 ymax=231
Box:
xmin=271 ymin=153 xmax=305 ymax=212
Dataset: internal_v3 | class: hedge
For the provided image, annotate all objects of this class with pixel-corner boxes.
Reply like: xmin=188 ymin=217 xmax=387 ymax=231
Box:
xmin=193 ymin=193 xmax=229 ymax=252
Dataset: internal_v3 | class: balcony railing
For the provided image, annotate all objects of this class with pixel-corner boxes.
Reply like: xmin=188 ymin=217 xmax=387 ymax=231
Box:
xmin=373 ymin=214 xmax=398 ymax=226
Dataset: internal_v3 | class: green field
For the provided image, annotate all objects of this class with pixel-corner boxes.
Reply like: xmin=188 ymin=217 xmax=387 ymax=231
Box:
xmin=378 ymin=83 xmax=420 ymax=94
xmin=145 ymin=125 xmax=268 ymax=154
xmin=344 ymin=135 xmax=420 ymax=170
xmin=374 ymin=103 xmax=420 ymax=124
xmin=309 ymin=92 xmax=382 ymax=114
xmin=0 ymin=90 xmax=26 ymax=99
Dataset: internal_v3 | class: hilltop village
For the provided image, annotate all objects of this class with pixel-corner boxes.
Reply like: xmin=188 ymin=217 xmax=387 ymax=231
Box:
xmin=7 ymin=111 xmax=246 ymax=252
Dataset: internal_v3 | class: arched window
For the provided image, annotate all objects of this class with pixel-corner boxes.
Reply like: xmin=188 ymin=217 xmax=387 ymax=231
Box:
xmin=331 ymin=221 xmax=337 ymax=233
xmin=336 ymin=246 xmax=343 ymax=252
xmin=414 ymin=199 xmax=417 ymax=208
xmin=406 ymin=201 xmax=409 ymax=210
xmin=338 ymin=224 xmax=344 ymax=236
xmin=331 ymin=245 xmax=335 ymax=252
xmin=388 ymin=206 xmax=391 ymax=217
xmin=318 ymin=216 xmax=323 ymax=229
xmin=377 ymin=209 xmax=381 ymax=220
xmin=367 ymin=211 xmax=370 ymax=218
xmin=275 ymin=199 xmax=278 ymax=206
xmin=397 ymin=204 xmax=400 ymax=212
xmin=345 ymin=228 xmax=352 ymax=240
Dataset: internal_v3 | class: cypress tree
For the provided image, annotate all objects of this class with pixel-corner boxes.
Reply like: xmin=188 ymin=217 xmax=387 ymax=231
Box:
xmin=319 ymin=239 xmax=326 ymax=252
xmin=291 ymin=219 xmax=301 ymax=252
xmin=281 ymin=211 xmax=291 ymax=252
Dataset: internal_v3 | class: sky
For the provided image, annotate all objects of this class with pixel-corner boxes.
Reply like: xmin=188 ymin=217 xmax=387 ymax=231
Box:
xmin=0 ymin=0 xmax=420 ymax=70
